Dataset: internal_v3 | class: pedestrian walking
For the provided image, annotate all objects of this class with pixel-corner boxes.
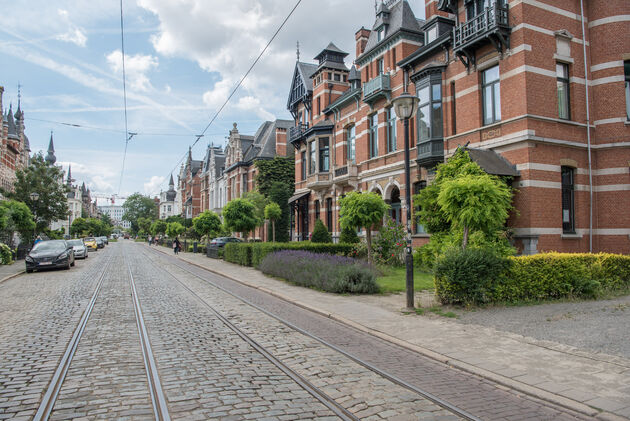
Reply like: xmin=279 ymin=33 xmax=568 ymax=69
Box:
xmin=173 ymin=237 xmax=181 ymax=255
xmin=148 ymin=235 xmax=152 ymax=245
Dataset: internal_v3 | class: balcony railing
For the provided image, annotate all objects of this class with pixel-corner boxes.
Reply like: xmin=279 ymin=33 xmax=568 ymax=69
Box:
xmin=289 ymin=123 xmax=309 ymax=144
xmin=416 ymin=139 xmax=444 ymax=168
xmin=453 ymin=2 xmax=509 ymax=51
xmin=333 ymin=162 xmax=359 ymax=187
xmin=363 ymin=74 xmax=391 ymax=102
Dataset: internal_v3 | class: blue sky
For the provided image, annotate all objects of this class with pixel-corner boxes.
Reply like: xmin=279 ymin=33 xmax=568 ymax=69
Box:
xmin=1 ymin=0 xmax=425 ymax=201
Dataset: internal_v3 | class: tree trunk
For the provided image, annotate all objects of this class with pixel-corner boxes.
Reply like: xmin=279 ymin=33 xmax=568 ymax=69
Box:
xmin=272 ymin=220 xmax=276 ymax=243
xmin=366 ymin=225 xmax=373 ymax=266
xmin=462 ymin=225 xmax=469 ymax=250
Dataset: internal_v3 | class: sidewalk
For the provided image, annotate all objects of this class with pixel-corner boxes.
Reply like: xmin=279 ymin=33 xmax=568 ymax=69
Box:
xmin=0 ymin=259 xmax=24 ymax=283
xmin=155 ymin=245 xmax=630 ymax=420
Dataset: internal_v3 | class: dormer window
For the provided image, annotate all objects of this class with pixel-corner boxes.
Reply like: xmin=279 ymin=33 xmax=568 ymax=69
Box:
xmin=377 ymin=27 xmax=385 ymax=42
xmin=426 ymin=25 xmax=438 ymax=44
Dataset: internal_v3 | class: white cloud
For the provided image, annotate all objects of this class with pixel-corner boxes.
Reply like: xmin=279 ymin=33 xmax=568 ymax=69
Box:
xmin=143 ymin=175 xmax=165 ymax=195
xmin=55 ymin=9 xmax=88 ymax=46
xmin=106 ymin=50 xmax=159 ymax=92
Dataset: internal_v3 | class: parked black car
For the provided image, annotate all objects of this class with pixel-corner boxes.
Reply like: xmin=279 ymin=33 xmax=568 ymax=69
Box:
xmin=95 ymin=237 xmax=105 ymax=249
xmin=209 ymin=237 xmax=243 ymax=248
xmin=25 ymin=240 xmax=75 ymax=273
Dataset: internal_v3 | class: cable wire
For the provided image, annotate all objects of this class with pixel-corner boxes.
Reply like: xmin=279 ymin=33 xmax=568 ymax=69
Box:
xmin=118 ymin=0 xmax=130 ymax=195
xmin=152 ymin=0 xmax=303 ymax=195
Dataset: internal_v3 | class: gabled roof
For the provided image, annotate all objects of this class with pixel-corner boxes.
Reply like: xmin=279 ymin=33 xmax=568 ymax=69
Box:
xmin=7 ymin=105 xmax=18 ymax=140
xmin=358 ymin=0 xmax=424 ymax=62
xmin=466 ymin=147 xmax=520 ymax=177
xmin=287 ymin=62 xmax=318 ymax=110
xmin=243 ymin=119 xmax=294 ymax=162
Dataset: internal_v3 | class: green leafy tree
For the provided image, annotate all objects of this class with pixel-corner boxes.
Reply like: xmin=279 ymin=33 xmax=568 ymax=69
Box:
xmin=267 ymin=182 xmax=292 ymax=243
xmin=165 ymin=215 xmax=185 ymax=225
xmin=137 ymin=217 xmax=152 ymax=236
xmin=414 ymin=148 xmax=487 ymax=235
xmin=339 ymin=192 xmax=389 ymax=266
xmin=100 ymin=212 xmax=113 ymax=227
xmin=264 ymin=202 xmax=282 ymax=242
xmin=242 ymin=191 xmax=269 ymax=227
xmin=0 ymin=200 xmax=35 ymax=246
xmin=223 ymin=198 xmax=257 ymax=241
xmin=70 ymin=218 xmax=90 ymax=237
xmin=71 ymin=217 xmax=111 ymax=237
xmin=192 ymin=211 xmax=222 ymax=240
xmin=150 ymin=220 xmax=168 ymax=236
xmin=3 ymin=154 xmax=69 ymax=233
xmin=438 ymin=174 xmax=513 ymax=249
xmin=122 ymin=193 xmax=157 ymax=234
xmin=311 ymin=219 xmax=332 ymax=243
xmin=166 ymin=222 xmax=185 ymax=238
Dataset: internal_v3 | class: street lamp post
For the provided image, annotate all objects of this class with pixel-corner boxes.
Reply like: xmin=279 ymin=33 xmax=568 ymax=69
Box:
xmin=392 ymin=92 xmax=419 ymax=310
xmin=29 ymin=192 xmax=40 ymax=244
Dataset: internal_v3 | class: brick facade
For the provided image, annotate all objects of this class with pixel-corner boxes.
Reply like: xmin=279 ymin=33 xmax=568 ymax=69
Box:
xmin=287 ymin=0 xmax=630 ymax=254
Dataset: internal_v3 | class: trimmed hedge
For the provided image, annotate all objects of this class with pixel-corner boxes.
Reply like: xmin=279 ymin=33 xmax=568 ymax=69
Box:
xmin=187 ymin=244 xmax=207 ymax=253
xmin=224 ymin=242 xmax=354 ymax=267
xmin=435 ymin=251 xmax=630 ymax=305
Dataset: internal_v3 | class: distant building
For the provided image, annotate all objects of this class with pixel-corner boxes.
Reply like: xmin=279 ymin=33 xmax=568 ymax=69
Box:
xmin=0 ymin=86 xmax=31 ymax=193
xmin=179 ymin=147 xmax=203 ymax=219
xmin=200 ymin=145 xmax=226 ymax=216
xmin=158 ymin=174 xmax=179 ymax=219
xmin=98 ymin=204 xmax=131 ymax=229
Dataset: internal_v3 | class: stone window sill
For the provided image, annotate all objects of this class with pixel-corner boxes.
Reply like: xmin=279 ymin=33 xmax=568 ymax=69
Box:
xmin=561 ymin=233 xmax=583 ymax=239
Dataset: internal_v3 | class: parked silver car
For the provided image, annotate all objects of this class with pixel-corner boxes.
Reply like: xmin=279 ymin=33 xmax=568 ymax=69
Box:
xmin=67 ymin=239 xmax=88 ymax=259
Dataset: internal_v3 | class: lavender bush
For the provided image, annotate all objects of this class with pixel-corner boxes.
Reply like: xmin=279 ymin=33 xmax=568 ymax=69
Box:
xmin=259 ymin=250 xmax=379 ymax=294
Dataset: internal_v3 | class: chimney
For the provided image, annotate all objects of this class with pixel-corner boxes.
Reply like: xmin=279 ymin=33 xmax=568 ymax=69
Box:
xmin=355 ymin=27 xmax=371 ymax=57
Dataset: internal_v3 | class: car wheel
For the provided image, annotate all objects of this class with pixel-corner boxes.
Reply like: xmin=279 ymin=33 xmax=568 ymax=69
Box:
xmin=65 ymin=261 xmax=71 ymax=270
xmin=71 ymin=260 xmax=75 ymax=267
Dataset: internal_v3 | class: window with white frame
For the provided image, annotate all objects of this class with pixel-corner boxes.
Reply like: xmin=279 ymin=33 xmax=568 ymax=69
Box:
xmin=369 ymin=113 xmax=379 ymax=158
xmin=347 ymin=126 xmax=356 ymax=162
xmin=557 ymin=63 xmax=570 ymax=120
xmin=386 ymin=108 xmax=396 ymax=153
xmin=561 ymin=166 xmax=575 ymax=233
xmin=482 ymin=65 xmax=501 ymax=125
xmin=417 ymin=74 xmax=443 ymax=141
xmin=309 ymin=141 xmax=316 ymax=175
xmin=319 ymin=138 xmax=329 ymax=172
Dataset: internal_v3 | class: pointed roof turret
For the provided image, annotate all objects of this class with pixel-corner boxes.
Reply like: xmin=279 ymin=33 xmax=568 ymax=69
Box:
xmin=7 ymin=104 xmax=18 ymax=140
xmin=67 ymin=165 xmax=73 ymax=186
xmin=169 ymin=174 xmax=174 ymax=188
xmin=45 ymin=132 xmax=57 ymax=164
xmin=313 ymin=42 xmax=349 ymax=72
xmin=349 ymin=65 xmax=361 ymax=81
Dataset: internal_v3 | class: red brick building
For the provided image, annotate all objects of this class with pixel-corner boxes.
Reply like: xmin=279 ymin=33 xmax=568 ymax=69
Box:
xmin=287 ymin=0 xmax=630 ymax=254
xmin=179 ymin=147 xmax=203 ymax=219
xmin=1 ymin=86 xmax=31 ymax=193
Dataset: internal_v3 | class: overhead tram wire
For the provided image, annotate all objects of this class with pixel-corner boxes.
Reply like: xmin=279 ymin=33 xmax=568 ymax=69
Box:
xmin=118 ymin=0 xmax=130 ymax=195
xmin=153 ymin=0 xmax=304 ymax=195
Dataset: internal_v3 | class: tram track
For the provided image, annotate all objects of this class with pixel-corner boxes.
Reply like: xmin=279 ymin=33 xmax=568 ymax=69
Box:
xmin=33 ymin=250 xmax=172 ymax=421
xmin=32 ymin=255 xmax=114 ymax=421
xmin=143 ymin=247 xmax=480 ymax=421
xmin=137 ymin=250 xmax=360 ymax=421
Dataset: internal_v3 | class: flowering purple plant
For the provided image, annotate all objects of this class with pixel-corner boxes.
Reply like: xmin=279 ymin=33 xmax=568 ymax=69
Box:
xmin=259 ymin=250 xmax=378 ymax=294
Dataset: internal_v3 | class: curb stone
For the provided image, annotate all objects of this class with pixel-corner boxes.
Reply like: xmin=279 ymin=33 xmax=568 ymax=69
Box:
xmin=0 ymin=269 xmax=24 ymax=285
xmin=150 ymin=245 xmax=623 ymax=420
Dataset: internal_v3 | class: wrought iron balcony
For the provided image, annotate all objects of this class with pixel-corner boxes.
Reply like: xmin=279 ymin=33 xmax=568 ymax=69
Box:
xmin=289 ymin=123 xmax=309 ymax=145
xmin=453 ymin=2 xmax=510 ymax=69
xmin=416 ymin=139 xmax=444 ymax=168
xmin=363 ymin=74 xmax=391 ymax=104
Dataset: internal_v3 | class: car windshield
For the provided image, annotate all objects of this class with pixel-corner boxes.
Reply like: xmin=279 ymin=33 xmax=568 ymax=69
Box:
xmin=32 ymin=241 xmax=66 ymax=253
xmin=67 ymin=240 xmax=84 ymax=246
xmin=84 ymin=237 xmax=95 ymax=241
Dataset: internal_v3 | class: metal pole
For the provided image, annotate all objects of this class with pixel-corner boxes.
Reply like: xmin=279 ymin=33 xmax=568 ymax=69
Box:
xmin=403 ymin=118 xmax=414 ymax=309
xmin=579 ymin=0 xmax=593 ymax=253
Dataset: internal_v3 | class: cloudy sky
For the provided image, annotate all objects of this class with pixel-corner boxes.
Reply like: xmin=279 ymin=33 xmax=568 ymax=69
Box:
xmin=1 ymin=0 xmax=425 ymax=201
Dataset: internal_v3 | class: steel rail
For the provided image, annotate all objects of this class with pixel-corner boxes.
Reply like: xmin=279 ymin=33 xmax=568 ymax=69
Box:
xmin=138 ymin=250 xmax=359 ymax=421
xmin=144 ymin=247 xmax=480 ymax=421
xmin=33 ymin=254 xmax=114 ymax=421
xmin=125 ymin=256 xmax=171 ymax=421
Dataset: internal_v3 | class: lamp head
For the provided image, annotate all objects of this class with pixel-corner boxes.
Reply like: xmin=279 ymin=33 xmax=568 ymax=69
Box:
xmin=30 ymin=192 xmax=40 ymax=201
xmin=392 ymin=92 xmax=419 ymax=120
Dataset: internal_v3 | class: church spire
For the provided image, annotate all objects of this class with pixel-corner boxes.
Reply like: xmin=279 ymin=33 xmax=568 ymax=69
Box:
xmin=45 ymin=132 xmax=57 ymax=165
xmin=67 ymin=165 xmax=73 ymax=186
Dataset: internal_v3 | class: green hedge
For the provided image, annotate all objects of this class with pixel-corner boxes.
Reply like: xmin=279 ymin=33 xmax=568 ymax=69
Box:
xmin=435 ymin=251 xmax=630 ymax=305
xmin=187 ymin=244 xmax=207 ymax=253
xmin=224 ymin=242 xmax=354 ymax=267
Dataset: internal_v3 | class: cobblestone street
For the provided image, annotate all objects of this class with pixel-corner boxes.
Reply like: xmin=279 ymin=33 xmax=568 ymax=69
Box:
xmin=0 ymin=242 xmax=602 ymax=420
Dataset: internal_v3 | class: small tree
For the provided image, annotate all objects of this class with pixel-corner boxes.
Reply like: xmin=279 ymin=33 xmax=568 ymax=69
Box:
xmin=339 ymin=192 xmax=389 ymax=266
xmin=166 ymin=222 xmax=185 ymax=238
xmin=437 ymin=174 xmax=512 ymax=249
xmin=267 ymin=182 xmax=292 ymax=242
xmin=339 ymin=225 xmax=359 ymax=244
xmin=264 ymin=202 xmax=282 ymax=242
xmin=311 ymin=219 xmax=332 ymax=243
xmin=137 ymin=217 xmax=152 ymax=236
xmin=122 ymin=193 xmax=158 ymax=234
xmin=71 ymin=218 xmax=91 ymax=237
xmin=150 ymin=220 xmax=168 ymax=237
xmin=223 ymin=198 xmax=257 ymax=241
xmin=193 ymin=211 xmax=222 ymax=241
xmin=0 ymin=200 xmax=35 ymax=246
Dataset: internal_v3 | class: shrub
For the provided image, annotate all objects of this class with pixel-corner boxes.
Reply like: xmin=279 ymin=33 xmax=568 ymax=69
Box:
xmin=259 ymin=250 xmax=378 ymax=294
xmin=373 ymin=218 xmax=405 ymax=266
xmin=434 ymin=247 xmax=511 ymax=305
xmin=435 ymin=252 xmax=630 ymax=305
xmin=224 ymin=243 xmax=253 ymax=266
xmin=223 ymin=242 xmax=353 ymax=267
xmin=311 ymin=219 xmax=332 ymax=243
xmin=339 ymin=225 xmax=359 ymax=244
xmin=0 ymin=243 xmax=13 ymax=265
